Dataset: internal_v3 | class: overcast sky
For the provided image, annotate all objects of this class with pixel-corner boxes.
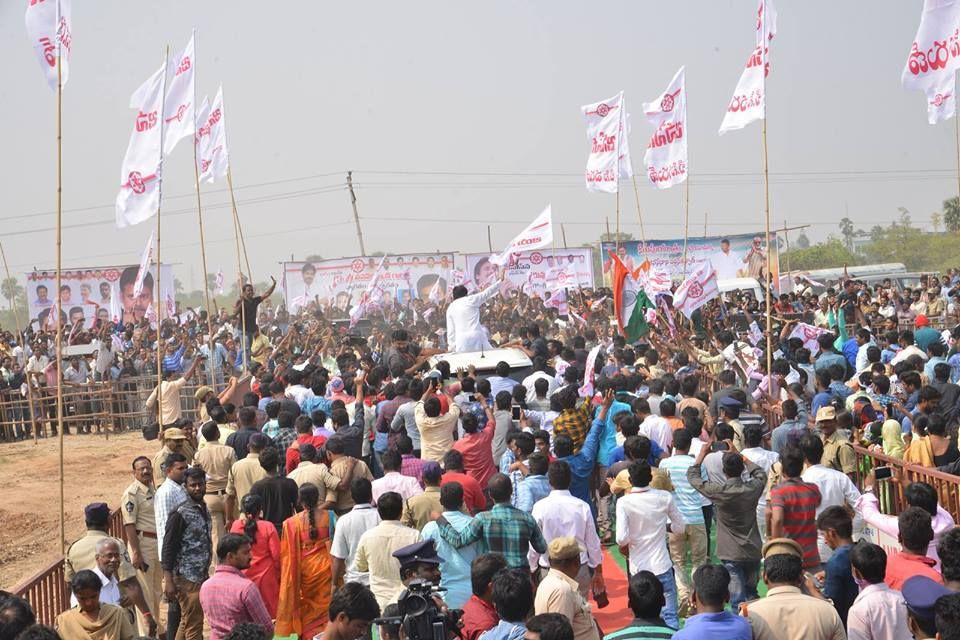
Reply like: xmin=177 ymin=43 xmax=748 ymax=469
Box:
xmin=0 ymin=0 xmax=955 ymax=291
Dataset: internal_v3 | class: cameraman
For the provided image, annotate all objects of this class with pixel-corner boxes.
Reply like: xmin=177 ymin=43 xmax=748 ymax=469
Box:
xmin=394 ymin=540 xmax=444 ymax=591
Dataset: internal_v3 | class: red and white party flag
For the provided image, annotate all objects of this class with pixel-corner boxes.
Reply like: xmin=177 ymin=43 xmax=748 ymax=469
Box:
xmin=25 ymin=0 xmax=72 ymax=91
xmin=116 ymin=63 xmax=166 ymax=228
xmin=902 ymin=0 xmax=960 ymax=124
xmin=643 ymin=67 xmax=688 ymax=189
xmin=161 ymin=31 xmax=195 ymax=155
xmin=582 ymin=92 xmax=631 ymax=192
xmin=719 ymin=0 xmax=777 ymax=134
xmin=214 ymin=268 xmax=224 ymax=295
xmin=197 ymin=86 xmax=230 ymax=184
xmin=674 ymin=261 xmax=719 ymax=318
xmin=132 ymin=230 xmax=154 ymax=299
xmin=490 ymin=205 xmax=553 ymax=267
xmin=427 ymin=277 xmax=443 ymax=304
xmin=350 ymin=256 xmax=388 ymax=327
xmin=109 ymin=284 xmax=122 ymax=324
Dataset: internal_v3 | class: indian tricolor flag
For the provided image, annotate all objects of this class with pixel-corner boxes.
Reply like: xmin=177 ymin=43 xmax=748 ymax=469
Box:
xmin=610 ymin=252 xmax=654 ymax=342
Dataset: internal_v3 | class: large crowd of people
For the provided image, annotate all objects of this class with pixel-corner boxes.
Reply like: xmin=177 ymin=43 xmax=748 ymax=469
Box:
xmin=5 ymin=269 xmax=960 ymax=640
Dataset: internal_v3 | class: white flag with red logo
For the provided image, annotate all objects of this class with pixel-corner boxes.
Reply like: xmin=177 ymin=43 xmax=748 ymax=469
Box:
xmin=214 ymin=268 xmax=224 ymax=295
xmin=133 ymin=230 xmax=154 ymax=299
xmin=25 ymin=0 xmax=72 ymax=91
xmin=160 ymin=32 xmax=195 ymax=155
xmin=197 ymin=86 xmax=229 ymax=184
xmin=643 ymin=67 xmax=688 ymax=189
xmin=673 ymin=261 xmax=719 ymax=318
xmin=490 ymin=205 xmax=553 ymax=267
xmin=902 ymin=0 xmax=960 ymax=124
xmin=719 ymin=0 xmax=777 ymax=134
xmin=109 ymin=284 xmax=122 ymax=324
xmin=582 ymin=92 xmax=631 ymax=192
xmin=115 ymin=64 xmax=166 ymax=229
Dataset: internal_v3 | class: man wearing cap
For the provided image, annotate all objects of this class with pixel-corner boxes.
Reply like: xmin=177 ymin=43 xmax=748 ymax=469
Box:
xmin=194 ymin=386 xmax=215 ymax=424
xmin=744 ymin=538 xmax=845 ymax=640
xmin=815 ymin=406 xmax=857 ymax=481
xmin=916 ymin=314 xmax=946 ymax=351
xmin=65 ymin=502 xmax=155 ymax=635
xmin=120 ymin=456 xmax=162 ymax=634
xmin=902 ymin=575 xmax=954 ymax=640
xmin=145 ymin=355 xmax=203 ymax=430
xmin=394 ymin=539 xmax=444 ymax=592
xmin=152 ymin=427 xmax=193 ymax=486
xmin=534 ymin=537 xmax=599 ymax=640
xmin=224 ymin=433 xmax=270 ymax=527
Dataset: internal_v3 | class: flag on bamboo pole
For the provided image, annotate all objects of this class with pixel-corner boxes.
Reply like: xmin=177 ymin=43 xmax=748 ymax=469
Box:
xmin=132 ymin=230 xmax=154 ymax=298
xmin=610 ymin=252 xmax=654 ymax=341
xmin=635 ymin=259 xmax=673 ymax=298
xmin=719 ymin=0 xmax=777 ymax=134
xmin=115 ymin=63 xmax=166 ymax=228
xmin=427 ymin=276 xmax=443 ymax=303
xmin=159 ymin=31 xmax=195 ymax=155
xmin=643 ymin=67 xmax=688 ymax=189
xmin=674 ymin=261 xmax=719 ymax=318
xmin=197 ymin=86 xmax=230 ymax=183
xmin=109 ymin=284 xmax=122 ymax=324
xmin=490 ymin=205 xmax=552 ymax=266
xmin=582 ymin=92 xmax=631 ymax=192
xmin=25 ymin=0 xmax=72 ymax=90
xmin=902 ymin=0 xmax=960 ymax=124
xmin=349 ymin=256 xmax=388 ymax=327
xmin=214 ymin=268 xmax=224 ymax=295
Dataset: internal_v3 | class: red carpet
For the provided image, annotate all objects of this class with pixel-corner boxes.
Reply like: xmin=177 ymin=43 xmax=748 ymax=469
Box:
xmin=591 ymin=548 xmax=633 ymax=635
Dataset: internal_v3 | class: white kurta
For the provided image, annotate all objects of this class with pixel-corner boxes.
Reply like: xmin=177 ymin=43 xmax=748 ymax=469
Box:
xmin=445 ymin=282 xmax=501 ymax=352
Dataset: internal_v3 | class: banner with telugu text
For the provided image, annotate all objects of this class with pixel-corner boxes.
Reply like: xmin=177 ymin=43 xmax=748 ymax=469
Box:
xmin=600 ymin=232 xmax=779 ymax=286
xmin=281 ymin=255 xmax=454 ymax=314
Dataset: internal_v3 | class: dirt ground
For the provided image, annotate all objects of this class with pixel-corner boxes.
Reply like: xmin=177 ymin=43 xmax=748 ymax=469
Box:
xmin=0 ymin=431 xmax=153 ymax=590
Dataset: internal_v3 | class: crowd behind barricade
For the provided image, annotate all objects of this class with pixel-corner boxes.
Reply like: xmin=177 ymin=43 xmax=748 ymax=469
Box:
xmin=8 ymin=271 xmax=960 ymax=640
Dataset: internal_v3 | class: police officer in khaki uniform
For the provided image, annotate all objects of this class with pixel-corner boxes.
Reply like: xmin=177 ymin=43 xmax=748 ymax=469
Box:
xmin=816 ymin=406 xmax=857 ymax=481
xmin=120 ymin=456 xmax=162 ymax=635
xmin=65 ymin=502 xmax=155 ymax=634
xmin=192 ymin=421 xmax=237 ymax=553
xmin=152 ymin=427 xmax=193 ymax=486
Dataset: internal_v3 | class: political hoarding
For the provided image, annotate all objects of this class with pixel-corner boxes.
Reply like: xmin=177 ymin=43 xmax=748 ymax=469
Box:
xmin=281 ymin=254 xmax=455 ymax=314
xmin=462 ymin=248 xmax=595 ymax=297
xmin=600 ymin=232 xmax=779 ymax=286
xmin=25 ymin=264 xmax=174 ymax=329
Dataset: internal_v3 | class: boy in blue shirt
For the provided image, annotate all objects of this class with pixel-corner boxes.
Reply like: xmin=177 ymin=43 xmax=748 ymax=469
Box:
xmin=672 ymin=564 xmax=751 ymax=639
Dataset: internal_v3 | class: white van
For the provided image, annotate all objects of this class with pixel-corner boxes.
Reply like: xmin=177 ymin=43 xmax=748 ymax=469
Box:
xmin=718 ymin=277 xmax=763 ymax=300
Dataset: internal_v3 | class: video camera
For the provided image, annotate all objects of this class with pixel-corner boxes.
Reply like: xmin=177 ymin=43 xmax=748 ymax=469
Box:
xmin=374 ymin=580 xmax=462 ymax=640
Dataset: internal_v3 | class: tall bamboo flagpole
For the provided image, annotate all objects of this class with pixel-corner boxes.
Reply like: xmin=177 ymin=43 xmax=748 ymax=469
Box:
xmin=226 ymin=169 xmax=249 ymax=374
xmin=955 ymin=117 xmax=960 ymax=206
xmin=190 ymin=34 xmax=216 ymax=388
xmin=55 ymin=35 xmax=66 ymax=554
xmin=761 ymin=0 xmax=774 ymax=389
xmin=155 ymin=47 xmax=170 ymax=430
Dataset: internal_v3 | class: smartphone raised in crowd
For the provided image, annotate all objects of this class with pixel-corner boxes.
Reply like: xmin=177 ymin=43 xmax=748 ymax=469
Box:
xmin=511 ymin=405 xmax=522 ymax=421
xmin=874 ymin=466 xmax=893 ymax=481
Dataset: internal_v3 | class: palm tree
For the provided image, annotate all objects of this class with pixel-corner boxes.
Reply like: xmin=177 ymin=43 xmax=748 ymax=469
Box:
xmin=945 ymin=197 xmax=960 ymax=233
xmin=839 ymin=217 xmax=855 ymax=251
xmin=1 ymin=278 xmax=22 ymax=311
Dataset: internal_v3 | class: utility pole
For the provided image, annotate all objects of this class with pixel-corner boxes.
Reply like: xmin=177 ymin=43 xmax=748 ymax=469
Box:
xmin=346 ymin=171 xmax=366 ymax=256
xmin=561 ymin=223 xmax=568 ymax=249
xmin=487 ymin=226 xmax=493 ymax=253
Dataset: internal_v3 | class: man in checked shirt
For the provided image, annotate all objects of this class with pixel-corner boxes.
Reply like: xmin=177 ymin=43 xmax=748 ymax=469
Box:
xmin=552 ymin=386 xmax=593 ymax=453
xmin=435 ymin=473 xmax=547 ymax=570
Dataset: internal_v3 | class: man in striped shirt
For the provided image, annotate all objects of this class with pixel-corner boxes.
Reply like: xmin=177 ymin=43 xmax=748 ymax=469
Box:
xmin=769 ymin=446 xmax=822 ymax=571
xmin=601 ymin=571 xmax=673 ymax=640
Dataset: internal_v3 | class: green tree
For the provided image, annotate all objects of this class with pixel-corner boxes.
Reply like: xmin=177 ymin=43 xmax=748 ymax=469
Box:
xmin=931 ymin=211 xmax=942 ymax=232
xmin=869 ymin=225 xmax=885 ymax=242
xmin=304 ymin=254 xmax=324 ymax=262
xmin=795 ymin=233 xmax=810 ymax=249
xmin=1 ymin=278 xmax=23 ymax=311
xmin=839 ymin=217 xmax=855 ymax=251
xmin=780 ymin=238 xmax=859 ymax=271
xmin=944 ymin=197 xmax=960 ymax=233
xmin=897 ymin=207 xmax=912 ymax=228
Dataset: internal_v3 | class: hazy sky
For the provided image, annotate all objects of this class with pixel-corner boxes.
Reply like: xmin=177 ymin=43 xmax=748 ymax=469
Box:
xmin=0 ymin=0 xmax=955 ymax=291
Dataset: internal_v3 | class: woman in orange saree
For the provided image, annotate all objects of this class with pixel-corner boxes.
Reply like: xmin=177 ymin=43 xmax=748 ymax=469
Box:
xmin=275 ymin=484 xmax=333 ymax=640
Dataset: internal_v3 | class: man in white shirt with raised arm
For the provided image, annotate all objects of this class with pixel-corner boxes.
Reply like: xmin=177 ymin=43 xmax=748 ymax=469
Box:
xmin=445 ymin=272 xmax=504 ymax=353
